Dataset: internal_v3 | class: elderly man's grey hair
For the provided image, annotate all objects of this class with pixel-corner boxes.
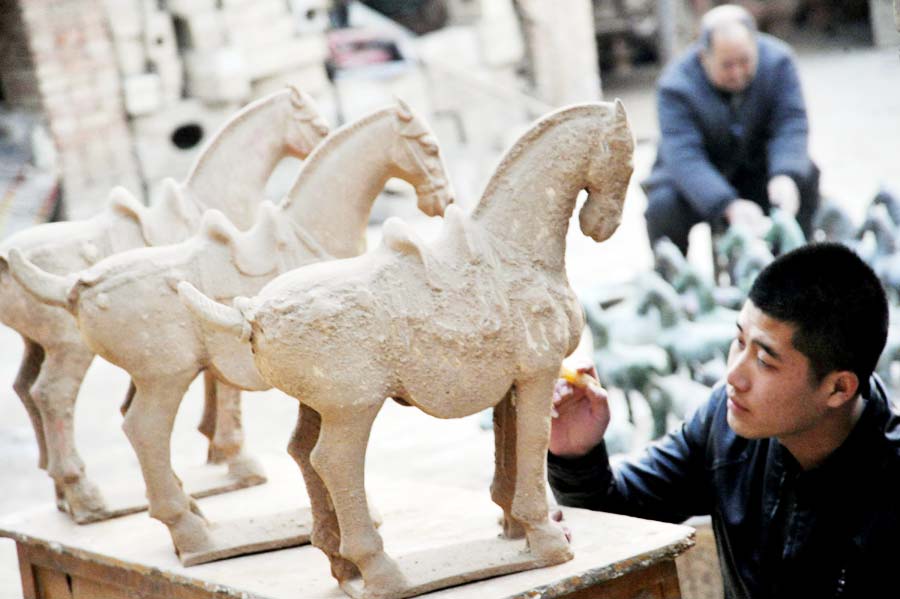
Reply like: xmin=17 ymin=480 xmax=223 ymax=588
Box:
xmin=699 ymin=4 xmax=758 ymax=51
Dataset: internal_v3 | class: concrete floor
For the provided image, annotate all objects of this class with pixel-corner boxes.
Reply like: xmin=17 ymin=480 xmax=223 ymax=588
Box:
xmin=1 ymin=38 xmax=899 ymax=597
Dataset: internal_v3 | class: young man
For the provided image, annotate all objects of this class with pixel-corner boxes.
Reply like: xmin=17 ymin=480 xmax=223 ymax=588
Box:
xmin=549 ymin=243 xmax=900 ymax=598
xmin=641 ymin=4 xmax=819 ymax=254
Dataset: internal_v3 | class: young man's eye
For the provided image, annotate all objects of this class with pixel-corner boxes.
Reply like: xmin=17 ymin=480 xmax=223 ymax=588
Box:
xmin=757 ymin=355 xmax=772 ymax=369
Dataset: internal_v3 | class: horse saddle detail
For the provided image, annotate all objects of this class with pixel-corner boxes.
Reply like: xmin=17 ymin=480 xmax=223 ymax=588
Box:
xmin=108 ymin=179 xmax=198 ymax=247
xmin=200 ymin=203 xmax=281 ymax=278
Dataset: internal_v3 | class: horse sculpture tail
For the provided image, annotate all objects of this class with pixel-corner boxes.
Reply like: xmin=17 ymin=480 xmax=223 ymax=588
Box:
xmin=7 ymin=248 xmax=78 ymax=312
xmin=177 ymin=281 xmax=253 ymax=343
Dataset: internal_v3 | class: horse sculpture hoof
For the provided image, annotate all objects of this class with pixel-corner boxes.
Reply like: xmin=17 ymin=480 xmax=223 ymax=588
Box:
xmin=65 ymin=478 xmax=109 ymax=524
xmin=526 ymin=523 xmax=573 ymax=564
xmin=227 ymin=453 xmax=267 ymax=486
xmin=352 ymin=552 xmax=406 ymax=598
xmin=170 ymin=511 xmax=212 ymax=555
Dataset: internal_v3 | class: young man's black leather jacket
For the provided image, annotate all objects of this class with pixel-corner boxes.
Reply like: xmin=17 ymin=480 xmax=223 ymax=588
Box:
xmin=547 ymin=377 xmax=900 ymax=599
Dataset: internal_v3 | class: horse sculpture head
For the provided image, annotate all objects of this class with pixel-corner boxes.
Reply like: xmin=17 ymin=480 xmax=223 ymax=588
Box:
xmin=284 ymin=85 xmax=331 ymax=158
xmin=577 ymin=100 xmax=634 ymax=243
xmin=389 ymin=99 xmax=454 ymax=217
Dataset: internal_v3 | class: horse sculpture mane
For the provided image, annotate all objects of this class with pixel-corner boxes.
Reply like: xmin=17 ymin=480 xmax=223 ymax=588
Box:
xmin=185 ymin=86 xmax=319 ymax=186
xmin=281 ymin=101 xmax=433 ymax=209
xmin=281 ymin=107 xmax=393 ymax=206
xmin=474 ymin=103 xmax=619 ymax=217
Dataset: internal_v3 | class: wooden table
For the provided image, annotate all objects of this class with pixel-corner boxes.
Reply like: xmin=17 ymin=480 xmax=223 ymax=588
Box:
xmin=1 ymin=455 xmax=694 ymax=599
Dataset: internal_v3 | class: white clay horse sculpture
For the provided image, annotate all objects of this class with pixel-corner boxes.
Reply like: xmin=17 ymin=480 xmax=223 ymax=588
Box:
xmin=9 ymin=101 xmax=453 ymax=565
xmin=0 ymin=87 xmax=329 ymax=523
xmin=177 ymin=101 xmax=634 ymax=598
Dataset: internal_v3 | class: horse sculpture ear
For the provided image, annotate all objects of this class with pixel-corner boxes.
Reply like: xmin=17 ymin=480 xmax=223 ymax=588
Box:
xmin=614 ymin=98 xmax=627 ymax=122
xmin=288 ymin=85 xmax=307 ymax=107
xmin=289 ymin=85 xmax=327 ymax=126
xmin=395 ymin=97 xmax=414 ymax=122
xmin=395 ymin=98 xmax=432 ymax=140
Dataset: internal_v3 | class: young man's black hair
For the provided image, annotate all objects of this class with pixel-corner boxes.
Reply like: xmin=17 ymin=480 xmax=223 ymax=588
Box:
xmin=748 ymin=242 xmax=889 ymax=395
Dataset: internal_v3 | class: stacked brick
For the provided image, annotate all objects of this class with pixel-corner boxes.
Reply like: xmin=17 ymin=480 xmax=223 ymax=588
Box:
xmin=3 ymin=0 xmax=337 ymax=221
xmin=409 ymin=0 xmax=539 ymax=204
xmin=105 ymin=0 xmax=335 ymax=202
xmin=0 ymin=0 xmax=41 ymax=109
xmin=2 ymin=0 xmax=142 ymax=219
xmin=0 ymin=1 xmax=52 ymax=236
xmin=329 ymin=0 xmax=519 ymax=127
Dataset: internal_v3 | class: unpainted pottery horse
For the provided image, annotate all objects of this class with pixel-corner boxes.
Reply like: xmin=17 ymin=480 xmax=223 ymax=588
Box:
xmin=0 ymin=87 xmax=328 ymax=523
xmin=10 ymin=101 xmax=453 ymax=564
xmin=180 ymin=101 xmax=634 ymax=598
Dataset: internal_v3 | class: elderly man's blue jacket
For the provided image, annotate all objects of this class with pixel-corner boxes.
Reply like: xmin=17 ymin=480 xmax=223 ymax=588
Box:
xmin=548 ymin=377 xmax=900 ymax=598
xmin=642 ymin=33 xmax=812 ymax=220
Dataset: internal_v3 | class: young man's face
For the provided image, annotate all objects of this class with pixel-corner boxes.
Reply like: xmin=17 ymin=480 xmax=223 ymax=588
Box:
xmin=701 ymin=28 xmax=758 ymax=94
xmin=725 ymin=301 xmax=834 ymax=441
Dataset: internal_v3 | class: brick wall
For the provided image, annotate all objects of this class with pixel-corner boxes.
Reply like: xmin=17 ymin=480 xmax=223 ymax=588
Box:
xmin=4 ymin=0 xmax=142 ymax=219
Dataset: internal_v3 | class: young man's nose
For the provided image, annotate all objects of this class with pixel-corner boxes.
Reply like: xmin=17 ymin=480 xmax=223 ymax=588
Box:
xmin=726 ymin=354 xmax=750 ymax=392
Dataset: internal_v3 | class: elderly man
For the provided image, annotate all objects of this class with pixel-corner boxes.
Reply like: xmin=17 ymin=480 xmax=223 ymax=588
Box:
xmin=642 ymin=4 xmax=818 ymax=254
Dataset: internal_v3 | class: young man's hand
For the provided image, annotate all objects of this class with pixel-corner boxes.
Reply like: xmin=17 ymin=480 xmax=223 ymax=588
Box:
xmin=549 ymin=360 xmax=610 ymax=458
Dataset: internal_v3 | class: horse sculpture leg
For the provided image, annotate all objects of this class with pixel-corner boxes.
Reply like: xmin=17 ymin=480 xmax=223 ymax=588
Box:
xmin=198 ymin=371 xmax=246 ymax=464
xmin=510 ymin=374 xmax=572 ymax=563
xmin=310 ymin=400 xmax=404 ymax=592
xmin=197 ymin=371 xmax=219 ymax=461
xmin=13 ymin=337 xmax=47 ymax=470
xmin=122 ymin=373 xmax=209 ymax=554
xmin=197 ymin=372 xmax=265 ymax=484
xmin=287 ymin=403 xmax=361 ymax=582
xmin=30 ymin=345 xmax=106 ymax=523
xmin=490 ymin=389 xmax=526 ymax=539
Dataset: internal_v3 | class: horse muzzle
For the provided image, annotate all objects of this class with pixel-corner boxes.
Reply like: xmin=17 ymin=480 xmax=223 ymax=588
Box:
xmin=415 ymin=179 xmax=454 ymax=217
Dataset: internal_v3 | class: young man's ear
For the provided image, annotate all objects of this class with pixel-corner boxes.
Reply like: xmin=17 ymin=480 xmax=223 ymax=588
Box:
xmin=825 ymin=371 xmax=860 ymax=408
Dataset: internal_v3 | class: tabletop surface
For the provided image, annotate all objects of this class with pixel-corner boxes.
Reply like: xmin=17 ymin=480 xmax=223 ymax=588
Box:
xmin=1 ymin=454 xmax=694 ymax=599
